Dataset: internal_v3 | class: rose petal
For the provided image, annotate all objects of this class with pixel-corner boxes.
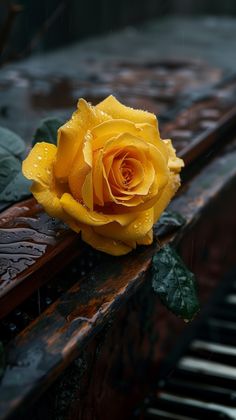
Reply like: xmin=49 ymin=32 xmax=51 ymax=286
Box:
xmin=136 ymin=229 xmax=153 ymax=245
xmin=163 ymin=139 xmax=184 ymax=173
xmin=22 ymin=142 xmax=56 ymax=187
xmin=137 ymin=123 xmax=169 ymax=161
xmin=81 ymin=170 xmax=93 ymax=210
xmin=55 ymin=99 xmax=110 ymax=181
xmin=91 ymin=119 xmax=141 ymax=150
xmin=61 ymin=192 xmax=110 ymax=226
xmin=81 ymin=226 xmax=132 ymax=256
xmin=96 ymin=95 xmax=157 ymax=127
xmin=30 ymin=183 xmax=80 ymax=232
xmin=94 ymin=207 xmax=154 ymax=242
xmin=60 ymin=192 xmax=138 ymax=227
xmin=68 ymin=133 xmax=93 ymax=208
xmin=153 ymin=172 xmax=181 ymax=222
xmin=93 ymin=149 xmax=105 ymax=206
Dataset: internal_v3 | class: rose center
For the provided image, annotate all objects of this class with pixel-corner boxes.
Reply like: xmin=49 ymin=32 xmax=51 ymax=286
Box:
xmin=121 ymin=163 xmax=133 ymax=186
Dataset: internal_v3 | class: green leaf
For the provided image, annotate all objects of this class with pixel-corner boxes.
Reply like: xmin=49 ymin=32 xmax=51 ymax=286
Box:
xmin=0 ymin=155 xmax=31 ymax=211
xmin=0 ymin=126 xmax=26 ymax=159
xmin=0 ymin=342 xmax=5 ymax=379
xmin=33 ymin=117 xmax=63 ymax=146
xmin=0 ymin=171 xmax=31 ymax=210
xmin=154 ymin=210 xmax=186 ymax=237
xmin=151 ymin=245 xmax=199 ymax=320
xmin=0 ymin=126 xmax=31 ymax=210
xmin=0 ymin=155 xmax=21 ymax=192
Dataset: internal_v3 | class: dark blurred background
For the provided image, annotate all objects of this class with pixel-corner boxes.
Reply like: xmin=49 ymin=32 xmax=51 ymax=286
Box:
xmin=1 ymin=0 xmax=236 ymax=62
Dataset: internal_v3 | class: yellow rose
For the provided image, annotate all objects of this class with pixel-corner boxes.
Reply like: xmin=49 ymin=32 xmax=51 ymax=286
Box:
xmin=22 ymin=96 xmax=184 ymax=256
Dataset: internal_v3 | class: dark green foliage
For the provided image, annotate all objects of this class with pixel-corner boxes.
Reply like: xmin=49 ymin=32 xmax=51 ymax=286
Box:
xmin=0 ymin=172 xmax=31 ymax=210
xmin=0 ymin=127 xmax=26 ymax=159
xmin=0 ymin=127 xmax=31 ymax=210
xmin=154 ymin=210 xmax=186 ymax=237
xmin=152 ymin=245 xmax=199 ymax=320
xmin=32 ymin=118 xmax=63 ymax=146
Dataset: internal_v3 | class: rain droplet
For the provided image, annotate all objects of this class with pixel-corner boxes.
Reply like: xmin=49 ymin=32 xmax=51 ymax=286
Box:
xmin=38 ymin=156 xmax=42 ymax=160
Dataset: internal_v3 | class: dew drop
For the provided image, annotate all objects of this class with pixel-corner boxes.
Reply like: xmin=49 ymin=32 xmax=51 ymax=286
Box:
xmin=38 ymin=156 xmax=42 ymax=160
xmin=33 ymin=163 xmax=38 ymax=168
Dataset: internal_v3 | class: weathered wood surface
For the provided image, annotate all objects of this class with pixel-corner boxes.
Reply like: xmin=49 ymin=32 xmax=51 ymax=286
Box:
xmin=0 ymin=200 xmax=80 ymax=318
xmin=0 ymin=60 xmax=223 ymax=145
xmin=1 ymin=135 xmax=236 ymax=419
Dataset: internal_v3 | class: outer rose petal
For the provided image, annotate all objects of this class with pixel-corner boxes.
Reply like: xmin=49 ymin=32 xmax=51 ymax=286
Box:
xmin=60 ymin=193 xmax=138 ymax=227
xmin=55 ymin=99 xmax=110 ymax=181
xmin=94 ymin=207 xmax=154 ymax=242
xmin=22 ymin=142 xmax=56 ymax=187
xmin=91 ymin=119 xmax=140 ymax=151
xmin=137 ymin=123 xmax=168 ymax=161
xmin=137 ymin=229 xmax=153 ymax=245
xmin=68 ymin=133 xmax=94 ymax=209
xmin=30 ymin=183 xmax=80 ymax=232
xmin=96 ymin=95 xmax=157 ymax=127
xmin=81 ymin=226 xmax=132 ymax=256
xmin=153 ymin=172 xmax=181 ymax=222
xmin=163 ymin=139 xmax=184 ymax=173
xmin=23 ymin=143 xmax=80 ymax=232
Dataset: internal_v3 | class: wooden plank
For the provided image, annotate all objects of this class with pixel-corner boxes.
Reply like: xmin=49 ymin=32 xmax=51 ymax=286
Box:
xmin=0 ymin=199 xmax=81 ymax=318
xmin=1 ymin=138 xmax=236 ymax=420
xmin=162 ymin=83 xmax=236 ymax=162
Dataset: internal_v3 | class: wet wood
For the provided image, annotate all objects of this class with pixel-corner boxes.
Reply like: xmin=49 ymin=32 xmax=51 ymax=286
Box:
xmin=1 ymin=137 xmax=236 ymax=419
xmin=0 ymin=60 xmax=223 ymax=146
xmin=0 ymin=199 xmax=81 ymax=318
